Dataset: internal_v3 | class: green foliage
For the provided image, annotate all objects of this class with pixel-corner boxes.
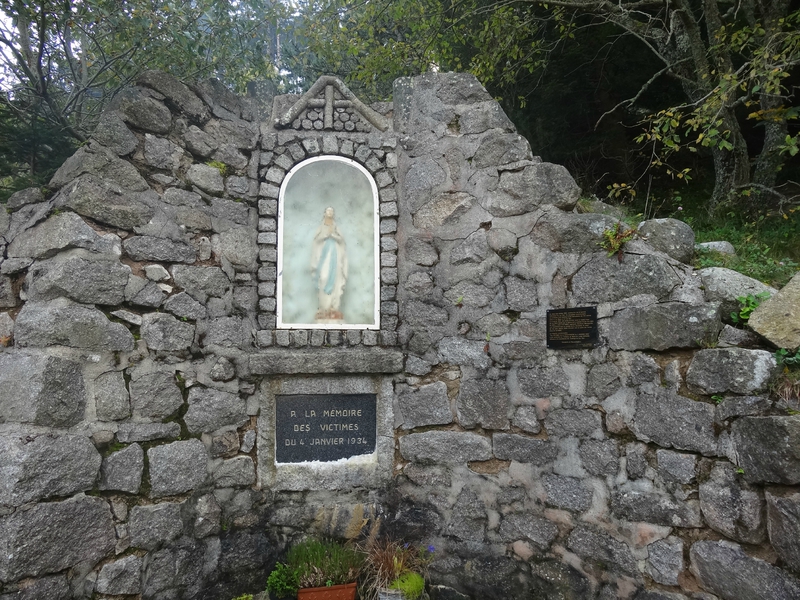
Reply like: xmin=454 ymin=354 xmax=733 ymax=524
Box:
xmin=359 ymin=538 xmax=433 ymax=600
xmin=390 ymin=572 xmax=426 ymax=600
xmin=776 ymin=348 xmax=800 ymax=367
xmin=290 ymin=0 xmax=800 ymax=210
xmin=0 ymin=102 xmax=77 ymax=201
xmin=599 ymin=222 xmax=637 ymax=259
xmin=0 ymin=0 xmax=289 ymax=203
xmin=282 ymin=538 xmax=363 ymax=590
xmin=0 ymin=0 xmax=284 ymax=141
xmin=686 ymin=197 xmax=800 ymax=288
xmin=731 ymin=292 xmax=771 ymax=325
xmin=206 ymin=160 xmax=231 ymax=177
xmin=630 ymin=8 xmax=800 ymax=206
xmin=772 ymin=359 xmax=800 ymax=409
xmin=105 ymin=441 xmax=126 ymax=454
xmin=696 ymin=244 xmax=798 ymax=289
xmin=711 ymin=395 xmax=724 ymax=404
xmin=265 ymin=563 xmax=300 ymax=598
xmin=577 ymin=197 xmax=594 ymax=212
xmin=285 ymin=0 xmax=559 ymax=101
xmin=606 ymin=182 xmax=638 ymax=202
xmin=230 ymin=595 xmax=254 ymax=600
xmin=782 ymin=134 xmax=799 ymax=157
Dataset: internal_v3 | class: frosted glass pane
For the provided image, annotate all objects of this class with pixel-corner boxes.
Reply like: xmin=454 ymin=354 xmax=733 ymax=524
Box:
xmin=278 ymin=157 xmax=378 ymax=328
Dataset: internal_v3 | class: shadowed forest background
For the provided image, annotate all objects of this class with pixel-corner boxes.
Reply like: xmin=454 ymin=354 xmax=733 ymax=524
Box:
xmin=1 ymin=0 xmax=798 ymax=284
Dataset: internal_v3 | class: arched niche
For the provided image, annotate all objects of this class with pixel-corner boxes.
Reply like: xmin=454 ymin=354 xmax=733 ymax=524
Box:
xmin=277 ymin=156 xmax=379 ymax=329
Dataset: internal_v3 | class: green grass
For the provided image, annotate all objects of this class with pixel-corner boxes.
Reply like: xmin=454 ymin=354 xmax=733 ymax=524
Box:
xmin=390 ymin=572 xmax=426 ymax=600
xmin=284 ymin=538 xmax=364 ymax=589
xmin=613 ymin=182 xmax=800 ymax=288
xmin=690 ymin=212 xmax=799 ymax=287
xmin=693 ymin=244 xmax=798 ymax=288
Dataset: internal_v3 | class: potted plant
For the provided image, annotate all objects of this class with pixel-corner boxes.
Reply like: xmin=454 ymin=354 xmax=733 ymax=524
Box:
xmin=266 ymin=563 xmax=300 ymax=600
xmin=265 ymin=538 xmax=364 ymax=600
xmin=359 ymin=538 xmax=433 ymax=600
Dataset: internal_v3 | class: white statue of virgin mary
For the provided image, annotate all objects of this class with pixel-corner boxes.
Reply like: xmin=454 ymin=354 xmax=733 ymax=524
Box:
xmin=310 ymin=207 xmax=348 ymax=322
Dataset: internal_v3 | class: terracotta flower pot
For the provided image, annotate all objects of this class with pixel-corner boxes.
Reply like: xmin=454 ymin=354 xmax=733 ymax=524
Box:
xmin=296 ymin=582 xmax=357 ymax=600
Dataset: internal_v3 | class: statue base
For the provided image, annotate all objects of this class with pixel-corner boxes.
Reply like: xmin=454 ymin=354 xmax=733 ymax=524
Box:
xmin=315 ymin=309 xmax=344 ymax=325
xmin=315 ymin=318 xmax=346 ymax=325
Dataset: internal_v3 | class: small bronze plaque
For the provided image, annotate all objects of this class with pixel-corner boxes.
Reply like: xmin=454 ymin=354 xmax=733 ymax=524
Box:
xmin=275 ymin=394 xmax=377 ymax=463
xmin=546 ymin=307 xmax=598 ymax=349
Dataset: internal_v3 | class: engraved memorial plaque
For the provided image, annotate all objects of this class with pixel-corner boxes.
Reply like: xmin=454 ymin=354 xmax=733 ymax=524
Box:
xmin=546 ymin=307 xmax=598 ymax=349
xmin=275 ymin=394 xmax=377 ymax=463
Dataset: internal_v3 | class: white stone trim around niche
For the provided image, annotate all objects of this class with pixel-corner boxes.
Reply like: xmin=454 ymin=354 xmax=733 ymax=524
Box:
xmin=276 ymin=155 xmax=380 ymax=330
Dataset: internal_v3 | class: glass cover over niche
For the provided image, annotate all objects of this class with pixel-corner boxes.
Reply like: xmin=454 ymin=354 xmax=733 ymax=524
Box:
xmin=277 ymin=156 xmax=379 ymax=329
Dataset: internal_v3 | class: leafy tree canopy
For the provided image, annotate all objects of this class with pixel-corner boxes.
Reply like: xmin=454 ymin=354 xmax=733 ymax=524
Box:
xmin=288 ymin=0 xmax=800 ymax=212
xmin=0 ymin=0 xmax=797 ymax=214
xmin=0 ymin=0 xmax=285 ymax=136
xmin=0 ymin=0 xmax=286 ymax=195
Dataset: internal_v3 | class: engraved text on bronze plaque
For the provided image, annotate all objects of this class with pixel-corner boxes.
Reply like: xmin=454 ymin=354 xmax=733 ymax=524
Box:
xmin=546 ymin=307 xmax=598 ymax=349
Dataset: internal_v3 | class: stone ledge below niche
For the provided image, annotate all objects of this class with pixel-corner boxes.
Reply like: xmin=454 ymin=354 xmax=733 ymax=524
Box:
xmin=250 ymin=348 xmax=404 ymax=375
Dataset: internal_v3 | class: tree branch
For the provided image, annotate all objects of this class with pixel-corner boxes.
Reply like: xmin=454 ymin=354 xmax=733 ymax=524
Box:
xmin=594 ymin=58 xmax=691 ymax=128
xmin=734 ymin=181 xmax=799 ymax=205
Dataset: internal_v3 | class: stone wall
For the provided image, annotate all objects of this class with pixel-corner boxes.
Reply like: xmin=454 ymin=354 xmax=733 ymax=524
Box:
xmin=0 ymin=70 xmax=798 ymax=600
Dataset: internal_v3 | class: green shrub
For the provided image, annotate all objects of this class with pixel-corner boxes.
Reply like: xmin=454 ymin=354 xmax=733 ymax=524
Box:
xmin=266 ymin=563 xmax=300 ymax=598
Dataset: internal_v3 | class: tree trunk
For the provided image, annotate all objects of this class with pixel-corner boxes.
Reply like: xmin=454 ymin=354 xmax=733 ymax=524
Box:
xmin=708 ymin=111 xmax=750 ymax=211
xmin=750 ymin=0 xmax=792 ymax=198
xmin=752 ymin=93 xmax=789 ymax=194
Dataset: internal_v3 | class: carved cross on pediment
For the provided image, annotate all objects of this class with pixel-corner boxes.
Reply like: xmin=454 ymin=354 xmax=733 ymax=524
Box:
xmin=274 ymin=75 xmax=389 ymax=132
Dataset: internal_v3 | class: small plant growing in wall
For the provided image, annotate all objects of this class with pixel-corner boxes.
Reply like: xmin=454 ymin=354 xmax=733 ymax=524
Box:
xmin=206 ymin=160 xmax=231 ymax=177
xmin=599 ymin=222 xmax=637 ymax=262
xmin=773 ymin=347 xmax=800 ymax=412
xmin=730 ymin=291 xmax=770 ymax=325
xmin=776 ymin=348 xmax=800 ymax=368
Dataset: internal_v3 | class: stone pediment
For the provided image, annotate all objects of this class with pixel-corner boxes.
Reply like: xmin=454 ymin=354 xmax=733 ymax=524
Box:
xmin=273 ymin=75 xmax=389 ymax=132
